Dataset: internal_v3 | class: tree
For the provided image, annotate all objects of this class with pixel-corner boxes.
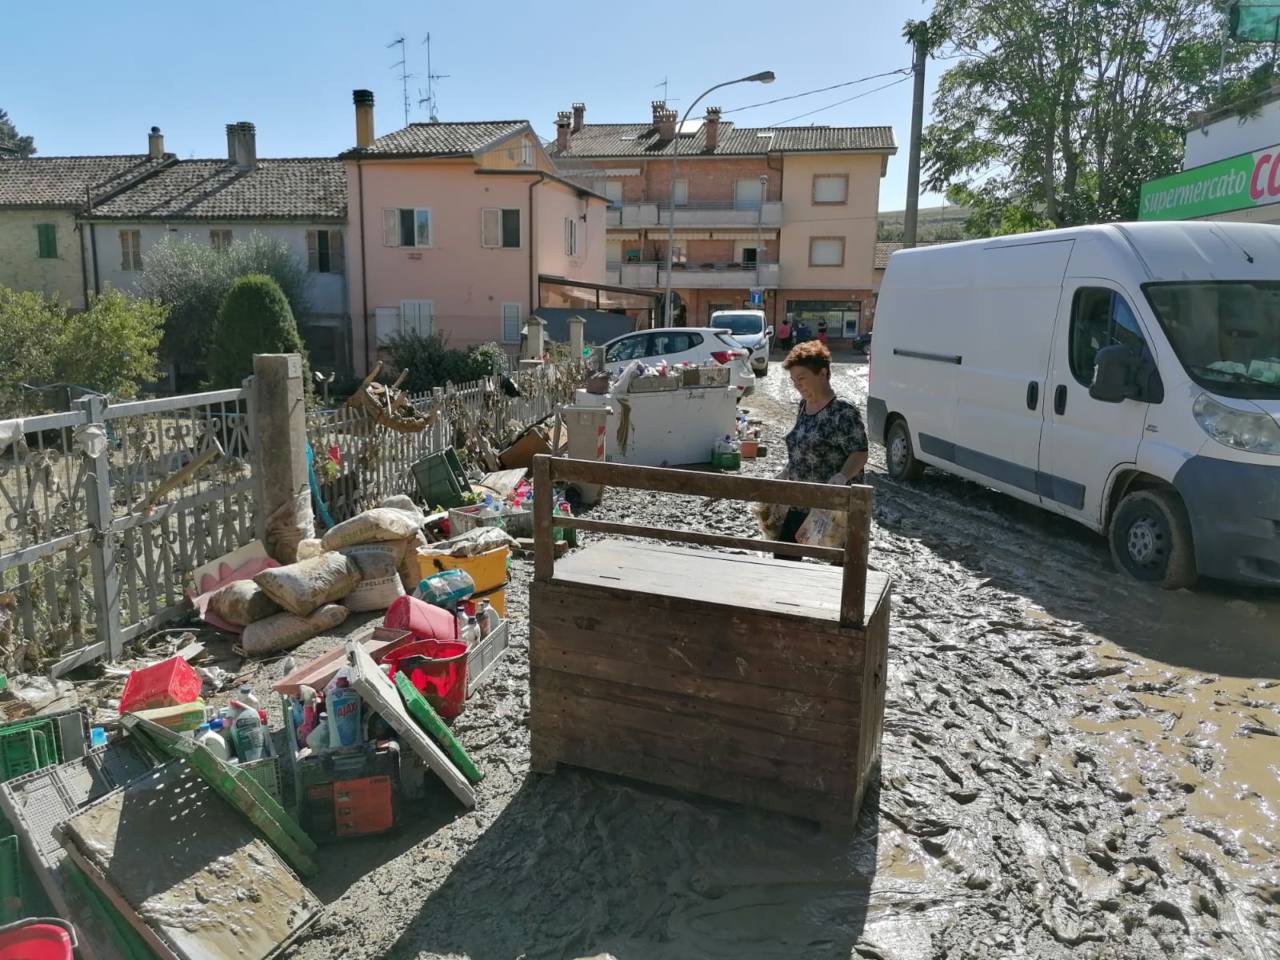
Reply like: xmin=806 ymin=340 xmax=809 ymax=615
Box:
xmin=383 ymin=333 xmax=506 ymax=393
xmin=207 ymin=274 xmax=308 ymax=387
xmin=0 ymin=108 xmax=35 ymax=158
xmin=921 ymin=0 xmax=1268 ymax=235
xmin=136 ymin=231 xmax=309 ymax=380
xmin=0 ymin=286 xmax=164 ymax=405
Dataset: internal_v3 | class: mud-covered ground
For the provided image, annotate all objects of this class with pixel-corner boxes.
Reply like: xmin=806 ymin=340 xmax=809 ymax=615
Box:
xmin=279 ymin=354 xmax=1280 ymax=960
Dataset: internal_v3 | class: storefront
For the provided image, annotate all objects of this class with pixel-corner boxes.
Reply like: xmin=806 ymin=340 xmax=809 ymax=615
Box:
xmin=784 ymin=299 xmax=864 ymax=340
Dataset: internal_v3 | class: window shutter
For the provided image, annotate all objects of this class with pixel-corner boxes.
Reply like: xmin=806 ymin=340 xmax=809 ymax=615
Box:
xmin=305 ymin=230 xmax=319 ymax=271
xmin=329 ymin=230 xmax=345 ymax=274
xmin=423 ymin=300 xmax=435 ymax=336
xmin=382 ymin=209 xmax=400 ymax=246
xmin=375 ymin=307 xmax=400 ymax=344
xmin=481 ymin=208 xmax=500 ymax=248
xmin=415 ymin=209 xmax=430 ymax=247
xmin=813 ymin=175 xmax=847 ymax=203
xmin=501 ymin=209 xmax=520 ymax=248
xmin=564 ymin=218 xmax=572 ymax=256
xmin=120 ymin=231 xmax=130 ymax=270
xmin=36 ymin=224 xmax=56 ymax=258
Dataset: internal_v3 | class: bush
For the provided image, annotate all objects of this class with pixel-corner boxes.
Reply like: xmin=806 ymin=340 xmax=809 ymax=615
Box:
xmin=136 ymin=231 xmax=309 ymax=381
xmin=207 ymin=274 xmax=308 ymax=387
xmin=384 ymin=333 xmax=505 ymax=393
xmin=0 ymin=285 xmax=165 ymax=409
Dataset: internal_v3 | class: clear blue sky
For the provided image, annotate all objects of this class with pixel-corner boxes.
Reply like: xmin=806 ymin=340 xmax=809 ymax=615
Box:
xmin=3 ymin=0 xmax=945 ymax=212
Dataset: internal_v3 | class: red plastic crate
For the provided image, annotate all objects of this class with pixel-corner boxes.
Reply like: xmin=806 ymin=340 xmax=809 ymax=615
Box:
xmin=333 ymin=776 xmax=395 ymax=838
xmin=118 ymin=656 xmax=202 ymax=714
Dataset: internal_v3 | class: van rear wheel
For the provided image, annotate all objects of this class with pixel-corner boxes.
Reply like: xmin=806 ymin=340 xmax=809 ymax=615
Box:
xmin=886 ymin=419 xmax=924 ymax=482
xmin=1108 ymin=489 xmax=1196 ymax=589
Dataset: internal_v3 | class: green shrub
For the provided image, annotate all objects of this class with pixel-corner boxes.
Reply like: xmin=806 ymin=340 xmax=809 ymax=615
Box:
xmin=207 ymin=274 xmax=309 ymax=387
xmin=384 ymin=333 xmax=505 ymax=393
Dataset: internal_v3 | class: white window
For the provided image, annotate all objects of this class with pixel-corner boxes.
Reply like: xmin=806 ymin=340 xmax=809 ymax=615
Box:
xmin=734 ymin=179 xmax=764 ymax=209
xmin=120 ymin=230 xmax=143 ymax=271
xmin=210 ymin=229 xmax=233 ymax=252
xmin=672 ymin=179 xmax=689 ymax=207
xmin=306 ymin=229 xmax=345 ymax=273
xmin=502 ymin=302 xmax=522 ymax=343
xmin=375 ymin=307 xmax=400 ymax=345
xmin=400 ymin=299 xmax=435 ymax=337
xmin=564 ymin=217 xmax=579 ymax=257
xmin=521 ymin=140 xmax=534 ymax=167
xmin=812 ymin=174 xmax=849 ymax=204
xmin=382 ymin=208 xmax=431 ymax=247
xmin=809 ymin=237 xmax=845 ymax=267
xmin=481 ymin=208 xmax=521 ymax=249
xmin=604 ymin=180 xmax=623 ymax=208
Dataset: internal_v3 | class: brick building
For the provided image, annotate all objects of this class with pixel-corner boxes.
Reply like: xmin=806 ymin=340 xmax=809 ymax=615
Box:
xmin=547 ymin=100 xmax=896 ymax=341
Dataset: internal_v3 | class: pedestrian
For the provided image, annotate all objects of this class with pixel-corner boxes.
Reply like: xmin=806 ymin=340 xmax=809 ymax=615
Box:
xmin=775 ymin=340 xmax=868 ymax=558
xmin=776 ymin=317 xmax=792 ymax=351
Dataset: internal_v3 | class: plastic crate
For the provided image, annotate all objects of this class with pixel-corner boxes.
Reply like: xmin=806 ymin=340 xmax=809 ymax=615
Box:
xmin=628 ymin=374 xmax=681 ymax=394
xmin=0 ymin=711 xmax=88 ymax=784
xmin=411 ymin=448 xmax=472 ymax=510
xmin=0 ymin=835 xmax=20 ymax=924
xmin=118 ymin=656 xmax=202 ymax=714
xmin=467 ymin=618 xmax=511 ymax=697
xmin=241 ymin=756 xmax=283 ymax=805
xmin=295 ymin=745 xmax=400 ymax=841
xmin=448 ymin=504 xmax=503 ymax=534
xmin=333 ymin=776 xmax=396 ymax=838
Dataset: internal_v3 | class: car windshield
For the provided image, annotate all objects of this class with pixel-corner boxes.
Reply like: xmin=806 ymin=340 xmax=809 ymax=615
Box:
xmin=712 ymin=314 xmax=764 ymax=336
xmin=1144 ymin=281 xmax=1280 ymax=400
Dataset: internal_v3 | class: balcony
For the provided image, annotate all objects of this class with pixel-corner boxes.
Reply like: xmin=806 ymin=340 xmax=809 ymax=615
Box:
xmin=606 ymin=201 xmax=783 ymax=229
xmin=607 ymin=261 xmax=779 ymax=290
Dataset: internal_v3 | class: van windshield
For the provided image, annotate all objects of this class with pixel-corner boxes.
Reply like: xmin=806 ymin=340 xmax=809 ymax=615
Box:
xmin=712 ymin=313 xmax=765 ymax=337
xmin=1144 ymin=281 xmax=1280 ymax=400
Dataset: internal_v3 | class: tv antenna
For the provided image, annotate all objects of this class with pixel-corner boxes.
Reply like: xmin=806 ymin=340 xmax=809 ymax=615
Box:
xmin=654 ymin=76 xmax=681 ymax=105
xmin=417 ymin=32 xmax=451 ymax=122
xmin=387 ymin=36 xmax=415 ymax=126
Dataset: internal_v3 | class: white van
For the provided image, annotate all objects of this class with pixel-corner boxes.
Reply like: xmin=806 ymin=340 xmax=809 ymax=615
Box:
xmin=867 ymin=221 xmax=1280 ymax=589
xmin=709 ymin=309 xmax=771 ymax=376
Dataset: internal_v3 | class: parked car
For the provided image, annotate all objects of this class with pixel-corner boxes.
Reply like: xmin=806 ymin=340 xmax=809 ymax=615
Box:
xmin=868 ymin=220 xmax=1280 ymax=590
xmin=852 ymin=333 xmax=873 ymax=355
xmin=709 ymin=309 xmax=771 ymax=376
xmin=602 ymin=327 xmax=755 ymax=395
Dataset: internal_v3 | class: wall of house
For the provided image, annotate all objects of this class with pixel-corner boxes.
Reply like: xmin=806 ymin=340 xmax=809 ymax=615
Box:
xmin=566 ymin=156 xmax=784 ymax=204
xmin=778 ymin=153 xmax=881 ymax=290
xmin=534 ymin=181 xmax=605 ymax=282
xmin=89 ymin=221 xmax=347 ymax=318
xmin=1184 ymin=99 xmax=1280 ymax=169
xmin=0 ymin=209 xmax=86 ymax=306
xmin=476 ymin=132 xmax=557 ymax=173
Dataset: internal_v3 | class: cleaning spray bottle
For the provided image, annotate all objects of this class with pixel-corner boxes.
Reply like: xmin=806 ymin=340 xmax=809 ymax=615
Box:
xmin=228 ymin=698 xmax=265 ymax=762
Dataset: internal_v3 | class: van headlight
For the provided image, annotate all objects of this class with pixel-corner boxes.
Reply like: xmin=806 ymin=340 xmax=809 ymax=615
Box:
xmin=1193 ymin=394 xmax=1280 ymax=454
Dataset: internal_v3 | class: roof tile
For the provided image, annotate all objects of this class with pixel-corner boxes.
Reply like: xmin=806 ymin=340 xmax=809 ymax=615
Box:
xmin=547 ymin=121 xmax=896 ymax=159
xmin=0 ymin=155 xmax=170 ymax=208
xmin=343 ymin=121 xmax=530 ymax=158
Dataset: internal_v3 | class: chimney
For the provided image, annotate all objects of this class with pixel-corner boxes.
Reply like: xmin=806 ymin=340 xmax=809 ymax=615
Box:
xmin=572 ymin=102 xmax=585 ymax=134
xmin=704 ymin=107 xmax=721 ymax=150
xmin=650 ymin=100 xmax=666 ymax=127
xmin=353 ymin=89 xmax=375 ymax=148
xmin=148 ymin=126 xmax=164 ymax=159
xmin=555 ymin=111 xmax=572 ymax=152
xmin=658 ymin=108 xmax=677 ymax=142
xmin=233 ymin=122 xmax=257 ymax=170
xmin=226 ymin=123 xmax=238 ymax=162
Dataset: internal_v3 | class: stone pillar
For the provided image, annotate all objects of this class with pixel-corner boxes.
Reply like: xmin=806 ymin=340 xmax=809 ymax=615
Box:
xmin=522 ymin=317 xmax=546 ymax=361
xmin=568 ymin=315 xmax=585 ymax=359
xmin=253 ymin=354 xmax=314 ymax=563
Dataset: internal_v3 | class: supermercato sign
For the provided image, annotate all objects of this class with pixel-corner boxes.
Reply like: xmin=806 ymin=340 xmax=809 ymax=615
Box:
xmin=1139 ymin=143 xmax=1280 ymax=220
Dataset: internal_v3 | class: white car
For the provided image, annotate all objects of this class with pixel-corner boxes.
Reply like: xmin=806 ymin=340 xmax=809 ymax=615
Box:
xmin=710 ymin=309 xmax=772 ymax=376
xmin=602 ymin=327 xmax=755 ymax=395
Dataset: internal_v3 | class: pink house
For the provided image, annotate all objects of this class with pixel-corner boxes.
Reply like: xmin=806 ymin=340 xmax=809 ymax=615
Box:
xmin=341 ymin=90 xmax=608 ymax=373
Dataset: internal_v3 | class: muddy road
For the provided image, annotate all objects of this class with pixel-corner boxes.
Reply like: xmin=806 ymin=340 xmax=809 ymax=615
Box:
xmin=286 ymin=356 xmax=1280 ymax=960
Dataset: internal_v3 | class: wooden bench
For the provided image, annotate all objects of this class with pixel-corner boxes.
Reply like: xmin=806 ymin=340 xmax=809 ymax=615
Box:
xmin=528 ymin=456 xmax=890 ymax=827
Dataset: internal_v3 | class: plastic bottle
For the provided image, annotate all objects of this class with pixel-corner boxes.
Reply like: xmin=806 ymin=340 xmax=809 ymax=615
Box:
xmin=465 ymin=615 xmax=481 ymax=645
xmin=196 ymin=720 xmax=230 ymax=761
xmin=327 ymin=683 xmax=363 ymax=748
xmin=306 ymin=713 xmax=331 ymax=752
xmin=229 ymin=702 xmax=265 ymax=761
xmin=295 ymin=685 xmax=319 ymax=748
xmin=238 ymin=684 xmax=260 ymax=711
xmin=476 ymin=599 xmax=500 ymax=636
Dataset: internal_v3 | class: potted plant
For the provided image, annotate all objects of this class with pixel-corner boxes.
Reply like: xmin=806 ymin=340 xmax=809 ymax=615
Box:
xmin=726 ymin=262 xmax=742 ymax=270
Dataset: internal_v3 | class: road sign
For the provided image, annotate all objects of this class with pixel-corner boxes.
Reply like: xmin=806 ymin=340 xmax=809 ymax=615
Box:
xmin=748 ymin=288 xmax=763 ymax=306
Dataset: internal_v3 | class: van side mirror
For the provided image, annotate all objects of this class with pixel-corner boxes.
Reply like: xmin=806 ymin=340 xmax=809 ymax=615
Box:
xmin=1089 ymin=345 xmax=1141 ymax=403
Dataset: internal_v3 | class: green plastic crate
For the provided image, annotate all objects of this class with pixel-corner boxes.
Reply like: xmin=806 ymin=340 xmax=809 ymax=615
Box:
xmin=0 ymin=727 xmax=55 ymax=782
xmin=0 ymin=834 xmax=21 ymax=924
xmin=411 ymin=448 xmax=472 ymax=510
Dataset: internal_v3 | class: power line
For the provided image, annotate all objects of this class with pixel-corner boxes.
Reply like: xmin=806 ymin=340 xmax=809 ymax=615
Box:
xmin=770 ymin=75 xmax=912 ymax=126
xmin=721 ymin=68 xmax=911 ymax=116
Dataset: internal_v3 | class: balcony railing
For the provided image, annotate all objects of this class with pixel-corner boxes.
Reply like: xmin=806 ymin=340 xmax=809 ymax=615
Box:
xmin=606 ymin=201 xmax=782 ymax=229
xmin=608 ymin=260 xmax=780 ymax=289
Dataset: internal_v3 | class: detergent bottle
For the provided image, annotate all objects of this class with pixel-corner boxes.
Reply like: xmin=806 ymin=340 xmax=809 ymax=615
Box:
xmin=196 ymin=721 xmax=230 ymax=761
xmin=228 ymin=700 xmax=265 ymax=762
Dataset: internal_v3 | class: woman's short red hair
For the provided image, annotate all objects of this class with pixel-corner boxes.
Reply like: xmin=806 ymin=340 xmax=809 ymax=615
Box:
xmin=783 ymin=340 xmax=832 ymax=374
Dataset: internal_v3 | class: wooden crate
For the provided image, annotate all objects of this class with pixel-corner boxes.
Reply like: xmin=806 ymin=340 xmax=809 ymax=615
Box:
xmin=527 ymin=457 xmax=889 ymax=828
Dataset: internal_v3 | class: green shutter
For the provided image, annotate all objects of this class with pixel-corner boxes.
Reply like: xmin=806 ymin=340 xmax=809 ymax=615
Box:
xmin=36 ymin=223 xmax=57 ymax=259
xmin=1230 ymin=1 xmax=1280 ymax=42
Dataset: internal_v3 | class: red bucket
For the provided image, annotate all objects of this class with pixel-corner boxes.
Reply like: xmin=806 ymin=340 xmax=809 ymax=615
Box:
xmin=0 ymin=918 xmax=77 ymax=960
xmin=383 ymin=640 xmax=469 ymax=719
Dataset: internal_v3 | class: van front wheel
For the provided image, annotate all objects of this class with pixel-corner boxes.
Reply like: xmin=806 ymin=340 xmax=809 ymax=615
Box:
xmin=1108 ymin=489 xmax=1196 ymax=589
xmin=886 ymin=419 xmax=924 ymax=482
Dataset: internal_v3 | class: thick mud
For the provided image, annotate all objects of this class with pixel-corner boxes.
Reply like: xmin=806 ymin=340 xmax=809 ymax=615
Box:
xmin=280 ymin=356 xmax=1279 ymax=960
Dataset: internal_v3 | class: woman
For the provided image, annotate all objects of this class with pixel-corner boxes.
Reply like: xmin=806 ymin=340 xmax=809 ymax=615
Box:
xmin=776 ymin=340 xmax=868 ymax=551
xmin=776 ymin=317 xmax=793 ymax=351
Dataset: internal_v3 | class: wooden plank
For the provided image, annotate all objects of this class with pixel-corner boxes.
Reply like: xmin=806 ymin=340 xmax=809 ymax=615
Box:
xmin=529 ymin=663 xmax=858 ymax=746
xmin=532 ymin=455 xmax=554 ymax=582
xmin=530 ymin=610 xmax=866 ymax=699
xmin=346 ymin=640 xmax=476 ymax=809
xmin=554 ymin=516 xmax=843 ymax=562
xmin=529 ymin=653 xmax=861 ymax=725
xmin=546 ymin=456 xmax=858 ymax=512
xmin=531 ymin=673 xmax=855 ymax=773
xmin=840 ymin=485 xmax=872 ymax=627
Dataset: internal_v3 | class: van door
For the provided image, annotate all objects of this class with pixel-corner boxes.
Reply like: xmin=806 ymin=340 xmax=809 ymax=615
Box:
xmin=944 ymin=240 xmax=1073 ymax=504
xmin=1039 ymin=283 xmax=1152 ymax=528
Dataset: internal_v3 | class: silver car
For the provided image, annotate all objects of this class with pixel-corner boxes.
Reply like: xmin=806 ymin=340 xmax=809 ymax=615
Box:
xmin=602 ymin=327 xmax=755 ymax=395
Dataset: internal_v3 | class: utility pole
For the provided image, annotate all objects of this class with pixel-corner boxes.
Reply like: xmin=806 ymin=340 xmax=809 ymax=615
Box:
xmin=903 ymin=21 xmax=929 ymax=248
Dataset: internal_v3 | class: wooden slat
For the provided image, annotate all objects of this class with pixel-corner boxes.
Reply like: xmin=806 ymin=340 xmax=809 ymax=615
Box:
xmin=554 ymin=516 xmax=843 ymax=562
xmin=533 ymin=455 xmax=554 ymax=581
xmin=840 ymin=485 xmax=870 ymax=627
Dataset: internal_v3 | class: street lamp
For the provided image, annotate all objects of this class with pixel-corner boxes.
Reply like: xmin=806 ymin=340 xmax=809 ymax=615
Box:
xmin=756 ymin=174 xmax=768 ymax=294
xmin=662 ymin=70 xmax=775 ymax=327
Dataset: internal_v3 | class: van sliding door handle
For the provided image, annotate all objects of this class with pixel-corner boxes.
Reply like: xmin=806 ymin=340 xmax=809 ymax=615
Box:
xmin=1026 ymin=381 xmax=1039 ymax=410
xmin=1054 ymin=384 xmax=1068 ymax=415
